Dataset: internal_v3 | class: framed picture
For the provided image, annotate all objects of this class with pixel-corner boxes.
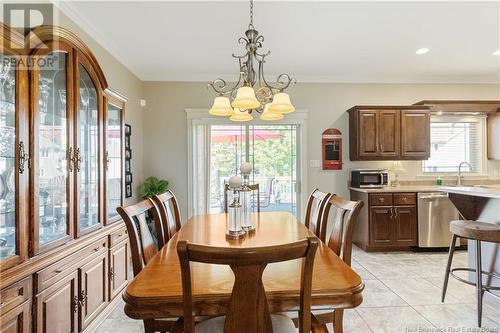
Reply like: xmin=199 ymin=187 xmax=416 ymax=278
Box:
xmin=125 ymin=124 xmax=131 ymax=136
xmin=125 ymin=173 xmax=132 ymax=183
xmin=125 ymin=183 xmax=132 ymax=198
xmin=125 ymin=136 xmax=130 ymax=149
xmin=125 ymin=160 xmax=131 ymax=173
xmin=125 ymin=149 xmax=132 ymax=159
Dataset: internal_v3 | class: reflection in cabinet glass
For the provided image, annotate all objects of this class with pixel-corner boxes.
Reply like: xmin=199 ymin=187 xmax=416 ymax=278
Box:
xmin=78 ymin=65 xmax=100 ymax=231
xmin=0 ymin=55 xmax=16 ymax=259
xmin=106 ymin=103 xmax=122 ymax=220
xmin=37 ymin=52 xmax=69 ymax=246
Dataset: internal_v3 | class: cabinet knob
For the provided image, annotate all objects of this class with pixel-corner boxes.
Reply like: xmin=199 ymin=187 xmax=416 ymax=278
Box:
xmin=379 ymin=198 xmax=385 ymax=203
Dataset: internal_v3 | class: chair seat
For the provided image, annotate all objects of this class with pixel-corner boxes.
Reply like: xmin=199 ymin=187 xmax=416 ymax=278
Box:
xmin=450 ymin=220 xmax=500 ymax=243
xmin=195 ymin=314 xmax=297 ymax=333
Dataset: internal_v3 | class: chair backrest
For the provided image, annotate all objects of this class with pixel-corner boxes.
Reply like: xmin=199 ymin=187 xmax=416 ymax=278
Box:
xmin=177 ymin=236 xmax=318 ymax=333
xmin=304 ymin=189 xmax=332 ymax=241
xmin=151 ymin=190 xmax=182 ymax=247
xmin=320 ymin=195 xmax=364 ymax=266
xmin=223 ymin=183 xmax=260 ymax=213
xmin=117 ymin=200 xmax=162 ymax=276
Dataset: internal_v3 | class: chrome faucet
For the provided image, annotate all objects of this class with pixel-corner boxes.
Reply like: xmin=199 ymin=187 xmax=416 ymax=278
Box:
xmin=457 ymin=161 xmax=473 ymax=186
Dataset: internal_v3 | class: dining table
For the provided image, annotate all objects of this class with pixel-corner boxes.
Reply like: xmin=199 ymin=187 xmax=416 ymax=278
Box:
xmin=123 ymin=212 xmax=364 ymax=320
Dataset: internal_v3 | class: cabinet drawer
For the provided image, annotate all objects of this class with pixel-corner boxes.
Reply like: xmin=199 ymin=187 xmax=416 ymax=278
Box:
xmin=394 ymin=193 xmax=416 ymax=206
xmin=109 ymin=226 xmax=128 ymax=247
xmin=35 ymin=237 xmax=108 ymax=292
xmin=0 ymin=277 xmax=32 ymax=316
xmin=369 ymin=194 xmax=393 ymax=206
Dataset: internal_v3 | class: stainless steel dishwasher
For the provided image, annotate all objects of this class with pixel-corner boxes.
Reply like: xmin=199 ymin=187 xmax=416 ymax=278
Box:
xmin=418 ymin=192 xmax=460 ymax=247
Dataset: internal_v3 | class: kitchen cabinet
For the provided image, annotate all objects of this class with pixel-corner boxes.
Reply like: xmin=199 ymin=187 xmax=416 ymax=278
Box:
xmin=400 ymin=110 xmax=430 ymax=159
xmin=487 ymin=112 xmax=500 ymax=160
xmin=352 ymin=191 xmax=418 ymax=251
xmin=1 ymin=22 xmax=129 ymax=333
xmin=348 ymin=106 xmax=430 ymax=161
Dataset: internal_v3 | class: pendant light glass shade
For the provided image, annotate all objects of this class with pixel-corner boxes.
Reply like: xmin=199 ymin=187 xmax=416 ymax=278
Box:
xmin=268 ymin=92 xmax=295 ymax=114
xmin=260 ymin=104 xmax=284 ymax=121
xmin=231 ymin=86 xmax=260 ymax=110
xmin=209 ymin=96 xmax=234 ymax=116
xmin=230 ymin=109 xmax=253 ymax=122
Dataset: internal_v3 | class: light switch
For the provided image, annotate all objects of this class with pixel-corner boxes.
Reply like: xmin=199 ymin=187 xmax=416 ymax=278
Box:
xmin=310 ymin=160 xmax=320 ymax=168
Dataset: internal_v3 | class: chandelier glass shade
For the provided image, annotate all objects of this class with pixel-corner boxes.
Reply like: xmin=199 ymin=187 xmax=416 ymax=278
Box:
xmin=260 ymin=104 xmax=284 ymax=121
xmin=207 ymin=0 xmax=295 ymax=122
xmin=230 ymin=109 xmax=253 ymax=122
xmin=209 ymin=96 xmax=234 ymax=116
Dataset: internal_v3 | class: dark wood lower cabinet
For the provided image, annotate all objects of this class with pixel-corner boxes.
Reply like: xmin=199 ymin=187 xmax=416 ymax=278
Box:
xmin=352 ymin=191 xmax=418 ymax=251
xmin=35 ymin=271 xmax=79 ymax=333
xmin=0 ymin=301 xmax=31 ymax=333
xmin=369 ymin=206 xmax=394 ymax=245
xmin=394 ymin=206 xmax=417 ymax=246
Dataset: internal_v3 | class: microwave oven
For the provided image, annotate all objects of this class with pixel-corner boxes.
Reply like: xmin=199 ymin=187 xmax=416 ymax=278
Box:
xmin=351 ymin=169 xmax=389 ymax=188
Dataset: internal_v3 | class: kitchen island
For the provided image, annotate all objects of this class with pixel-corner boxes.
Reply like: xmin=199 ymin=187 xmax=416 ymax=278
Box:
xmin=440 ymin=186 xmax=500 ymax=303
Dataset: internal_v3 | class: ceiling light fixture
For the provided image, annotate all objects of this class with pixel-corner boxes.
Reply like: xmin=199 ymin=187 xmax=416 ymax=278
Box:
xmin=207 ymin=0 xmax=295 ymax=121
xmin=493 ymin=49 xmax=500 ymax=56
xmin=416 ymin=48 xmax=430 ymax=55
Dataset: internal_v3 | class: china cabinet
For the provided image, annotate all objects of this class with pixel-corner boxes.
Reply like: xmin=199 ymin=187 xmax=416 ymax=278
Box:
xmin=1 ymin=22 xmax=129 ymax=333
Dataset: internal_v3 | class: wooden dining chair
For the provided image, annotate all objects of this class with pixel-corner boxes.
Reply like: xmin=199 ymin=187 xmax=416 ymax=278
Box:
xmin=304 ymin=189 xmax=332 ymax=241
xmin=313 ymin=194 xmax=364 ymax=333
xmin=117 ymin=200 xmax=180 ymax=333
xmin=151 ymin=190 xmax=182 ymax=248
xmin=177 ymin=237 xmax=326 ymax=333
xmin=223 ymin=182 xmax=260 ymax=213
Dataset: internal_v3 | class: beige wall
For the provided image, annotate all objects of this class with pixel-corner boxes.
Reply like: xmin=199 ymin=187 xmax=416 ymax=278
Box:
xmin=142 ymin=81 xmax=500 ymax=218
xmin=56 ymin=12 xmax=145 ymax=204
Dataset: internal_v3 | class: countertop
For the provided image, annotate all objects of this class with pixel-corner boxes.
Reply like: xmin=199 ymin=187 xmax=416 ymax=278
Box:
xmin=349 ymin=185 xmax=444 ymax=193
xmin=439 ymin=185 xmax=500 ymax=199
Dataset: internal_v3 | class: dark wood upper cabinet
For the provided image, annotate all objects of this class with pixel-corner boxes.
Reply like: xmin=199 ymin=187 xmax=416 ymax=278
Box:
xmin=379 ymin=110 xmax=400 ymax=157
xmin=358 ymin=111 xmax=379 ymax=157
xmin=400 ymin=110 xmax=430 ymax=159
xmin=348 ymin=106 xmax=430 ymax=161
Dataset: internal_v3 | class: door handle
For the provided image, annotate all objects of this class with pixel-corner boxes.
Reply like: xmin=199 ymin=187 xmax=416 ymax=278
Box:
xmin=18 ymin=141 xmax=30 ymax=174
xmin=68 ymin=147 xmax=74 ymax=172
xmin=75 ymin=148 xmax=83 ymax=172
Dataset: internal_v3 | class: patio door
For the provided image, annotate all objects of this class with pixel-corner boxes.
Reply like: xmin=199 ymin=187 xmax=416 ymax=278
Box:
xmin=208 ymin=125 xmax=299 ymax=215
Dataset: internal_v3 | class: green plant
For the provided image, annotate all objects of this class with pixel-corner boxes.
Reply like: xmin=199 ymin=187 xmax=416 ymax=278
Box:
xmin=139 ymin=176 xmax=169 ymax=199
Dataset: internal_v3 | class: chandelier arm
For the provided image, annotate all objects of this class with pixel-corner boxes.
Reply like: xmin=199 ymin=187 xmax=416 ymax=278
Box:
xmin=208 ymin=73 xmax=244 ymax=96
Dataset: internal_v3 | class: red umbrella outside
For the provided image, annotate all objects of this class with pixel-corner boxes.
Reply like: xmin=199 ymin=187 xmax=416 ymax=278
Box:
xmin=211 ymin=129 xmax=283 ymax=143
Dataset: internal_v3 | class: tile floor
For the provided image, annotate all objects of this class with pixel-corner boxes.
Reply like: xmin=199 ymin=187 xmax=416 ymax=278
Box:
xmin=95 ymin=247 xmax=500 ymax=333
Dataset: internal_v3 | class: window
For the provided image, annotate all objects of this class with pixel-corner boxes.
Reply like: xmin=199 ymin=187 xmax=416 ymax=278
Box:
xmin=422 ymin=116 xmax=485 ymax=174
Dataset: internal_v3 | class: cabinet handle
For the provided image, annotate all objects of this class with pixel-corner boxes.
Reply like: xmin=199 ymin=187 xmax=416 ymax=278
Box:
xmin=75 ymin=148 xmax=83 ymax=172
xmin=68 ymin=147 xmax=74 ymax=172
xmin=18 ymin=141 xmax=29 ymax=174
xmin=393 ymin=208 xmax=398 ymax=220
xmin=109 ymin=267 xmax=115 ymax=281
xmin=54 ymin=269 xmax=63 ymax=274
xmin=73 ymin=296 xmax=80 ymax=313
xmin=79 ymin=290 xmax=87 ymax=308
xmin=105 ymin=151 xmax=111 ymax=171
xmin=380 ymin=143 xmax=384 ymax=152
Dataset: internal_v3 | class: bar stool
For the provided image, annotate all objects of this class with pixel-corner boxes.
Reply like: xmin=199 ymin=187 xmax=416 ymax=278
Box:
xmin=442 ymin=220 xmax=500 ymax=327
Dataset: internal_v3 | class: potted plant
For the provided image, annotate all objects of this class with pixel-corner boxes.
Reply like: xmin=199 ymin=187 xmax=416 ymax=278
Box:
xmin=139 ymin=176 xmax=169 ymax=244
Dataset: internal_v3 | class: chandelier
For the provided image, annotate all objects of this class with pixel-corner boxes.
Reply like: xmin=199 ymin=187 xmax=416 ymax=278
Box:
xmin=208 ymin=0 xmax=296 ymax=121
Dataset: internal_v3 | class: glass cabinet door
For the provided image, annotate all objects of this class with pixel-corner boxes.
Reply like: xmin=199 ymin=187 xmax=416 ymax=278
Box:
xmin=0 ymin=55 xmax=17 ymax=261
xmin=35 ymin=51 xmax=71 ymax=250
xmin=77 ymin=64 xmax=100 ymax=233
xmin=105 ymin=101 xmax=123 ymax=222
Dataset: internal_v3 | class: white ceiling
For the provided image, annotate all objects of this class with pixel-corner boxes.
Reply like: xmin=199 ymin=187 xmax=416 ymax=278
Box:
xmin=58 ymin=1 xmax=500 ymax=83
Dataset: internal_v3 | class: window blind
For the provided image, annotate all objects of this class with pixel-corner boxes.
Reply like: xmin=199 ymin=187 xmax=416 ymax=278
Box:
xmin=422 ymin=120 xmax=482 ymax=173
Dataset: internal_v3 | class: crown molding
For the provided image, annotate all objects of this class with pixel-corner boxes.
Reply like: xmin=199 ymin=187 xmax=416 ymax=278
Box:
xmin=53 ymin=0 xmax=143 ymax=80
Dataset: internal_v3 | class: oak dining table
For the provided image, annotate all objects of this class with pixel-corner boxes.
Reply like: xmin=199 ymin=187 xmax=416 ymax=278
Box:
xmin=122 ymin=212 xmax=364 ymax=320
